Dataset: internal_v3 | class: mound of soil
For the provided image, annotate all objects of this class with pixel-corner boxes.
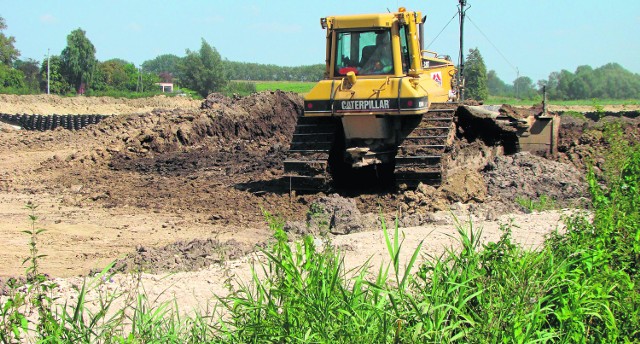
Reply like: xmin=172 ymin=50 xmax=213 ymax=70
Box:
xmin=557 ymin=113 xmax=640 ymax=173
xmin=0 ymin=94 xmax=201 ymax=115
xmin=484 ymin=152 xmax=587 ymax=208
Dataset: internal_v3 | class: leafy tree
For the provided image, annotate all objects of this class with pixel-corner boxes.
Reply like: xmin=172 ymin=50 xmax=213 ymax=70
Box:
xmin=513 ymin=76 xmax=537 ymax=100
xmin=179 ymin=39 xmax=227 ymax=97
xmin=463 ymin=48 xmax=488 ymax=101
xmin=14 ymin=59 xmax=41 ymax=91
xmin=542 ymin=71 xmax=560 ymax=98
xmin=40 ymin=55 xmax=72 ymax=94
xmin=96 ymin=59 xmax=133 ymax=91
xmin=142 ymin=54 xmax=182 ymax=82
xmin=0 ymin=63 xmax=24 ymax=90
xmin=0 ymin=16 xmax=20 ymax=66
xmin=60 ymin=28 xmax=97 ymax=92
xmin=487 ymin=69 xmax=513 ymax=97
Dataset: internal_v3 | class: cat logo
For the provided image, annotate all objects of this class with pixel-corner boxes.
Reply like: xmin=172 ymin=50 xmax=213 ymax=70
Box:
xmin=431 ymin=71 xmax=443 ymax=87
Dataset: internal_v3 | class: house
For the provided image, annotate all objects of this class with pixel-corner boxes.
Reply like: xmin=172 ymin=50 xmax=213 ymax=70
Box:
xmin=156 ymin=82 xmax=174 ymax=93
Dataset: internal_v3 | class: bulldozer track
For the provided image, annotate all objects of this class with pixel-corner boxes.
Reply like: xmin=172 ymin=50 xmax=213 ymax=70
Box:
xmin=0 ymin=113 xmax=111 ymax=131
xmin=284 ymin=116 xmax=339 ymax=190
xmin=394 ymin=104 xmax=457 ymax=186
xmin=284 ymin=105 xmax=458 ymax=190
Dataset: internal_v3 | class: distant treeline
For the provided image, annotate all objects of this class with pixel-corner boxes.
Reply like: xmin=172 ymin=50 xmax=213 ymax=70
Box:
xmin=222 ymin=61 xmax=325 ymax=82
xmin=486 ymin=63 xmax=640 ymax=101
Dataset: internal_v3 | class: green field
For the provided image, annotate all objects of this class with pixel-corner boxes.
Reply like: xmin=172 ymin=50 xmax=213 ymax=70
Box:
xmin=486 ymin=96 xmax=640 ymax=107
xmin=249 ymin=82 xmax=639 ymax=107
xmin=254 ymin=81 xmax=315 ymax=94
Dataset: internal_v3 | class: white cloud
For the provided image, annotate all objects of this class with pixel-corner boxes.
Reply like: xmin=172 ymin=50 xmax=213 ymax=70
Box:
xmin=40 ymin=14 xmax=57 ymax=24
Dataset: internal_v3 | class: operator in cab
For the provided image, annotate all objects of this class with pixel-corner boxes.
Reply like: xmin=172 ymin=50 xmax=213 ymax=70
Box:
xmin=360 ymin=32 xmax=393 ymax=74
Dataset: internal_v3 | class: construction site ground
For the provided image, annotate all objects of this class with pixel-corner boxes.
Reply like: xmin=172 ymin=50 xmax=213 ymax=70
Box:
xmin=1 ymin=93 xmax=638 ymax=310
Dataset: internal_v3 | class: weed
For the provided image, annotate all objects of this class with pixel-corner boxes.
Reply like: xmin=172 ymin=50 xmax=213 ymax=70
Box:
xmin=515 ymin=194 xmax=557 ymax=212
xmin=562 ymin=110 xmax=586 ymax=120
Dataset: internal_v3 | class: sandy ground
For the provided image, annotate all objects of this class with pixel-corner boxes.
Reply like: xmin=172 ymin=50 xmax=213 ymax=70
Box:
xmin=42 ymin=209 xmax=569 ymax=316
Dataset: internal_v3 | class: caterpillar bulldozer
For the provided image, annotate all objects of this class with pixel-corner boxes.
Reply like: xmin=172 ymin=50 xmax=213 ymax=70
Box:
xmin=284 ymin=7 xmax=558 ymax=190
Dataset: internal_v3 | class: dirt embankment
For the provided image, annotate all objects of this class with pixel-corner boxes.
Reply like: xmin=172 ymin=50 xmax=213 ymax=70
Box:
xmin=0 ymin=94 xmax=201 ymax=116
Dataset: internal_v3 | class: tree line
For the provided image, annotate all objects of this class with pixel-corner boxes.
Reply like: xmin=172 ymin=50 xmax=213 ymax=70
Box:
xmin=0 ymin=17 xmax=324 ymax=98
xmin=464 ymin=47 xmax=640 ymax=101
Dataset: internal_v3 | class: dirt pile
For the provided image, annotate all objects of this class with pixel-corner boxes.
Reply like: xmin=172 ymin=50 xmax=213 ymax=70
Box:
xmin=0 ymin=94 xmax=201 ymax=115
xmin=557 ymin=113 xmax=640 ymax=173
xmin=484 ymin=152 xmax=587 ymax=208
xmin=284 ymin=194 xmax=379 ymax=236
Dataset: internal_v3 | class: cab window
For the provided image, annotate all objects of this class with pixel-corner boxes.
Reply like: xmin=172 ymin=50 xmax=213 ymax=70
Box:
xmin=399 ymin=25 xmax=411 ymax=74
xmin=334 ymin=30 xmax=393 ymax=76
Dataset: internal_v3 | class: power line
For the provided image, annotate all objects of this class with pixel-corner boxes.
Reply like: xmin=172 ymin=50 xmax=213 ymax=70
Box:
xmin=466 ymin=15 xmax=518 ymax=76
xmin=425 ymin=12 xmax=459 ymax=50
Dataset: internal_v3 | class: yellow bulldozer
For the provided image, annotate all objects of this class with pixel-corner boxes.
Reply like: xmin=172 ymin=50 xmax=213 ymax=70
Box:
xmin=284 ymin=7 xmax=558 ymax=190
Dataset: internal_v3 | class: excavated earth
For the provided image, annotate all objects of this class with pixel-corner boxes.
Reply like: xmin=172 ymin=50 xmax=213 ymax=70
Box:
xmin=1 ymin=93 xmax=638 ymax=301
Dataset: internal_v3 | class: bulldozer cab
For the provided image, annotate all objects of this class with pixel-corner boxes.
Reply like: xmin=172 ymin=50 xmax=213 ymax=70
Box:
xmin=327 ymin=11 xmax=416 ymax=79
xmin=333 ymin=29 xmax=405 ymax=76
xmin=323 ymin=9 xmax=457 ymax=101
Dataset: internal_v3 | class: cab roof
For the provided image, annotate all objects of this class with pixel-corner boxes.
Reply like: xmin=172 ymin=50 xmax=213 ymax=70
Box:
xmin=323 ymin=10 xmax=422 ymax=29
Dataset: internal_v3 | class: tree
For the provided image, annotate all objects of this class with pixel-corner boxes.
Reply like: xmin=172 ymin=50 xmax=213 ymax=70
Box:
xmin=179 ymin=39 xmax=227 ymax=97
xmin=487 ymin=70 xmax=513 ymax=97
xmin=0 ymin=16 xmax=25 ymax=91
xmin=513 ymin=76 xmax=537 ymax=100
xmin=14 ymin=59 xmax=40 ymax=91
xmin=40 ymin=55 xmax=72 ymax=94
xmin=463 ymin=48 xmax=488 ymax=101
xmin=0 ymin=63 xmax=24 ymax=90
xmin=60 ymin=28 xmax=97 ymax=93
xmin=0 ymin=17 xmax=20 ymax=66
xmin=142 ymin=54 xmax=182 ymax=82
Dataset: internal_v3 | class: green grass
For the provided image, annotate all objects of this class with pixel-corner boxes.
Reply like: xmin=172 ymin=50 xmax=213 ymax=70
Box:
xmin=516 ymin=195 xmax=557 ymax=212
xmin=2 ymin=124 xmax=639 ymax=342
xmin=486 ymin=96 xmax=640 ymax=107
xmin=254 ymin=81 xmax=315 ymax=94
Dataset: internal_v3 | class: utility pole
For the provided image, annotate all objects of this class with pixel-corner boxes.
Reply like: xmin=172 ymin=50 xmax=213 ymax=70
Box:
xmin=458 ymin=0 xmax=469 ymax=102
xmin=47 ymin=48 xmax=50 ymax=95
xmin=515 ymin=67 xmax=520 ymax=99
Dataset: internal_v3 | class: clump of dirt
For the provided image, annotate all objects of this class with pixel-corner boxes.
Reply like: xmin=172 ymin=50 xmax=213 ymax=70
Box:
xmin=484 ymin=152 xmax=587 ymax=208
xmin=398 ymin=168 xmax=487 ymax=217
xmin=111 ymin=238 xmax=255 ymax=274
xmin=556 ymin=113 xmax=640 ymax=174
xmin=285 ymin=194 xmax=379 ymax=236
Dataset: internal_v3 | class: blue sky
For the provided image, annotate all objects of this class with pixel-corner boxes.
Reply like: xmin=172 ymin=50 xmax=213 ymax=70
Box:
xmin=2 ymin=0 xmax=639 ymax=84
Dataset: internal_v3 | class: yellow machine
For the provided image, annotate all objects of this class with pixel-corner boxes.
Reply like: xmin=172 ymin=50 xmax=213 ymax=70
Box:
xmin=284 ymin=7 xmax=557 ymax=189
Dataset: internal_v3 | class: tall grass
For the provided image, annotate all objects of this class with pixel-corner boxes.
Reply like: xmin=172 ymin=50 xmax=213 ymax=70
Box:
xmin=1 ymin=124 xmax=638 ymax=342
